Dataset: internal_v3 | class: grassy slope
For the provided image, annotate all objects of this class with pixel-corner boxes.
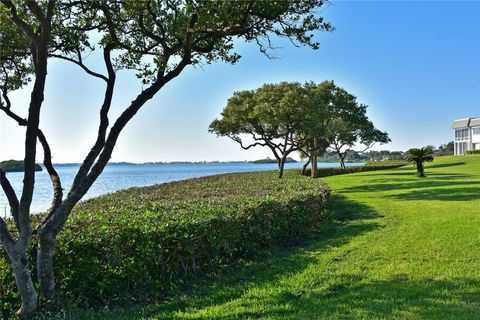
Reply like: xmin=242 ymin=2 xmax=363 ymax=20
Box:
xmin=66 ymin=155 xmax=480 ymax=319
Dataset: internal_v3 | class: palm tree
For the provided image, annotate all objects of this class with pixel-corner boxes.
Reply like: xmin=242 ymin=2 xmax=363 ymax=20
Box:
xmin=405 ymin=147 xmax=434 ymax=177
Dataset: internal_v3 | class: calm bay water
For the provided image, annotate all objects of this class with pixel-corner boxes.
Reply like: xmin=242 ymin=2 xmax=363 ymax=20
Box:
xmin=0 ymin=161 xmax=361 ymax=214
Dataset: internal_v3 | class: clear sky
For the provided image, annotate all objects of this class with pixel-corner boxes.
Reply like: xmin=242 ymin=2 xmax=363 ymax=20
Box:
xmin=1 ymin=1 xmax=479 ymax=163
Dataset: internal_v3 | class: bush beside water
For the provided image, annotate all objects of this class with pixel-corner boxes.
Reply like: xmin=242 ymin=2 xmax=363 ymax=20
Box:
xmin=304 ymin=164 xmax=407 ymax=178
xmin=0 ymin=171 xmax=330 ymax=315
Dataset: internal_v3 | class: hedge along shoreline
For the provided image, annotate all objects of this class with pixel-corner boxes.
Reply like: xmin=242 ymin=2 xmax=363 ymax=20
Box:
xmin=0 ymin=171 xmax=330 ymax=315
xmin=303 ymin=163 xmax=407 ymax=178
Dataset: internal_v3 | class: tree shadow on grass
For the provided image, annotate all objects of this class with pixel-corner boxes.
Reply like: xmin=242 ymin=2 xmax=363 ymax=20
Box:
xmin=217 ymin=276 xmax=480 ymax=320
xmin=340 ymin=179 xmax=479 ymax=194
xmin=74 ymin=195 xmax=382 ymax=320
xmin=358 ymin=171 xmax=470 ymax=179
xmin=425 ymin=161 xmax=467 ymax=169
xmin=389 ymin=187 xmax=480 ymax=202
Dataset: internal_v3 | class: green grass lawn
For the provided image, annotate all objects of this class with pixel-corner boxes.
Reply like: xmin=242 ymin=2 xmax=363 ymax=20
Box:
xmin=55 ymin=155 xmax=480 ymax=319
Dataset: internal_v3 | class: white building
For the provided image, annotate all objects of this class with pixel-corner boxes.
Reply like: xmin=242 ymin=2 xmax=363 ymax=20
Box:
xmin=452 ymin=117 xmax=480 ymax=155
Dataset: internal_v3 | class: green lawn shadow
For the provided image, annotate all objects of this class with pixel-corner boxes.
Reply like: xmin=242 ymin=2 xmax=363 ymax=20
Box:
xmin=340 ymin=179 xmax=478 ymax=194
xmin=426 ymin=161 xmax=467 ymax=169
xmin=389 ymin=186 xmax=480 ymax=202
xmin=221 ymin=276 xmax=480 ymax=320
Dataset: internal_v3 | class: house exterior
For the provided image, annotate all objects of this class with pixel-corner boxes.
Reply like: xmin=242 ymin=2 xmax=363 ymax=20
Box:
xmin=452 ymin=117 xmax=480 ymax=155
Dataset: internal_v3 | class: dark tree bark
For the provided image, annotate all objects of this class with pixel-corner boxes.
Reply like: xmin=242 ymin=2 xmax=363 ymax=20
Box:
xmin=37 ymin=233 xmax=56 ymax=300
xmin=311 ymin=137 xmax=318 ymax=178
xmin=278 ymin=156 xmax=286 ymax=178
xmin=301 ymin=158 xmax=310 ymax=175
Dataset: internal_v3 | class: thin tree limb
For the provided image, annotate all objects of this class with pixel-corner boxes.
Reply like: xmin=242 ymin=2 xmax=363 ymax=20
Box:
xmin=48 ymin=53 xmax=108 ymax=82
xmin=0 ymin=169 xmax=20 ymax=230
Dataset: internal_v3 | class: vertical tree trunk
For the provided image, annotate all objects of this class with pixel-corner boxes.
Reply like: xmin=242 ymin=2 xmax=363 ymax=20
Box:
xmin=278 ymin=157 xmax=286 ymax=178
xmin=37 ymin=233 xmax=56 ymax=300
xmin=311 ymin=138 xmax=318 ymax=178
xmin=9 ymin=249 xmax=38 ymax=316
xmin=340 ymin=157 xmax=346 ymax=170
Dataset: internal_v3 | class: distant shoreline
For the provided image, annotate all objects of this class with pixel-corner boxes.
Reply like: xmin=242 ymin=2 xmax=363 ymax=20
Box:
xmin=49 ymin=160 xmax=366 ymax=166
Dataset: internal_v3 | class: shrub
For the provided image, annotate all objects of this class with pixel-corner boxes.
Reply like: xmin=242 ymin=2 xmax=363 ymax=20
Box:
xmin=303 ymin=164 xmax=406 ymax=178
xmin=0 ymin=171 xmax=330 ymax=315
xmin=466 ymin=150 xmax=480 ymax=155
xmin=364 ymin=160 xmax=408 ymax=167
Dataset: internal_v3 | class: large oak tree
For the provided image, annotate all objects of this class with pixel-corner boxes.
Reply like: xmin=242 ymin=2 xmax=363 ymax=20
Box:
xmin=0 ymin=0 xmax=332 ymax=315
xmin=209 ymin=82 xmax=311 ymax=178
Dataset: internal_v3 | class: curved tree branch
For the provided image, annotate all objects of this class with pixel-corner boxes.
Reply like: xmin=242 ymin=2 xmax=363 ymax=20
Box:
xmin=0 ymin=169 xmax=20 ymax=230
xmin=48 ymin=53 xmax=108 ymax=82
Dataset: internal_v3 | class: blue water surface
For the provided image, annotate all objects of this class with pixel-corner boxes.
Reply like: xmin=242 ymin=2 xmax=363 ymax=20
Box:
xmin=0 ymin=161 xmax=362 ymax=214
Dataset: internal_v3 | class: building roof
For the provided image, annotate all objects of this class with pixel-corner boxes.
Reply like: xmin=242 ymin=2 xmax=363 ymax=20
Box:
xmin=452 ymin=118 xmax=471 ymax=129
xmin=470 ymin=118 xmax=480 ymax=127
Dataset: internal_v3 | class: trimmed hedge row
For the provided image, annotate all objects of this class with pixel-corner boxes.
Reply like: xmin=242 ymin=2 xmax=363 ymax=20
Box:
xmin=466 ymin=150 xmax=480 ymax=155
xmin=303 ymin=164 xmax=407 ymax=178
xmin=1 ymin=171 xmax=330 ymax=315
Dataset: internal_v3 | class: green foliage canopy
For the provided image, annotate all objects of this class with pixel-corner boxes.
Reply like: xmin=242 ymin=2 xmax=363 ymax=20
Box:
xmin=209 ymin=82 xmax=312 ymax=177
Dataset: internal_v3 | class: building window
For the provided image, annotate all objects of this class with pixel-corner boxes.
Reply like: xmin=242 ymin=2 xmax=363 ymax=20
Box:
xmin=455 ymin=129 xmax=469 ymax=141
xmin=456 ymin=142 xmax=469 ymax=155
xmin=473 ymin=127 xmax=480 ymax=135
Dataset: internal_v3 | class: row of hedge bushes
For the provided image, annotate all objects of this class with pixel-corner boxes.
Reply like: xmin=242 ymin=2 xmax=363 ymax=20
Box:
xmin=466 ymin=150 xmax=480 ymax=155
xmin=303 ymin=163 xmax=407 ymax=178
xmin=0 ymin=171 xmax=330 ymax=316
xmin=364 ymin=160 xmax=409 ymax=167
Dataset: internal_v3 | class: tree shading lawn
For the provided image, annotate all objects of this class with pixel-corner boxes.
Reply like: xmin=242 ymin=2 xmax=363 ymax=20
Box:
xmin=46 ymin=155 xmax=480 ymax=319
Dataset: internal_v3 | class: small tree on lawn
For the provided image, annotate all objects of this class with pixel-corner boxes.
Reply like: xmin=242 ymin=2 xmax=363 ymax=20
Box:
xmin=405 ymin=147 xmax=434 ymax=177
xmin=0 ymin=0 xmax=333 ymax=315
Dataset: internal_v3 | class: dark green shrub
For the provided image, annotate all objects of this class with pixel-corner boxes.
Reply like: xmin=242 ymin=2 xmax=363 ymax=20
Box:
xmin=466 ymin=150 xmax=480 ymax=155
xmin=0 ymin=171 xmax=330 ymax=315
xmin=303 ymin=164 xmax=406 ymax=178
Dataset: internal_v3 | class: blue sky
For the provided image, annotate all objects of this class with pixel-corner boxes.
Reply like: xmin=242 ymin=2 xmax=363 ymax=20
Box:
xmin=1 ymin=1 xmax=479 ymax=163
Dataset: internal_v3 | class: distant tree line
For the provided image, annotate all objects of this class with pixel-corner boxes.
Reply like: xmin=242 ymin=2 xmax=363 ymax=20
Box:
xmin=316 ymin=141 xmax=453 ymax=162
xmin=0 ymin=160 xmax=42 ymax=173
xmin=316 ymin=149 xmax=405 ymax=162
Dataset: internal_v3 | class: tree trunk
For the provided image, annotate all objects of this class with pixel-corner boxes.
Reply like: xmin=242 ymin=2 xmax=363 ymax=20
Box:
xmin=37 ymin=233 xmax=56 ymax=300
xmin=278 ymin=157 xmax=286 ymax=178
xmin=301 ymin=158 xmax=310 ymax=175
xmin=417 ymin=161 xmax=425 ymax=177
xmin=339 ymin=155 xmax=346 ymax=170
xmin=311 ymin=138 xmax=318 ymax=178
xmin=9 ymin=249 xmax=38 ymax=316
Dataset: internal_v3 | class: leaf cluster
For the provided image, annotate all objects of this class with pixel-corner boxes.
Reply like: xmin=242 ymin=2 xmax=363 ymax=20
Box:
xmin=2 ymin=0 xmax=333 ymax=87
xmin=405 ymin=146 xmax=434 ymax=164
